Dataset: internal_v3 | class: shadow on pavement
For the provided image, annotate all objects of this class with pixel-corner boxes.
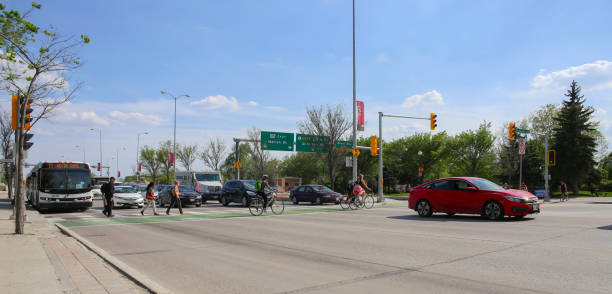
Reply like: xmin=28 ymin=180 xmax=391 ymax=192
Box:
xmin=387 ymin=214 xmax=535 ymax=223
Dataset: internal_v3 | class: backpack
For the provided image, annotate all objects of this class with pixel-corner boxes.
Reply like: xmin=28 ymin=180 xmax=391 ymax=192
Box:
xmin=255 ymin=180 xmax=262 ymax=191
xmin=347 ymin=181 xmax=355 ymax=195
xmin=101 ymin=183 xmax=109 ymax=195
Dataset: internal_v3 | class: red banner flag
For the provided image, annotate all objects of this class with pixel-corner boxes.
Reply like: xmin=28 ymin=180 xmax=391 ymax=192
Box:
xmin=97 ymin=162 xmax=101 ymax=171
xmin=168 ymin=152 xmax=174 ymax=165
xmin=118 ymin=170 xmax=121 ymax=178
xmin=138 ymin=163 xmax=142 ymax=172
xmin=357 ymin=101 xmax=364 ymax=131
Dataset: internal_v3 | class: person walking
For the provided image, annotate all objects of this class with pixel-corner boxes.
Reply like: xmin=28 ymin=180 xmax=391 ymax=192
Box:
xmin=141 ymin=182 xmax=159 ymax=216
xmin=560 ymin=181 xmax=569 ymax=201
xmin=166 ymin=180 xmax=184 ymax=215
xmin=102 ymin=177 xmax=116 ymax=217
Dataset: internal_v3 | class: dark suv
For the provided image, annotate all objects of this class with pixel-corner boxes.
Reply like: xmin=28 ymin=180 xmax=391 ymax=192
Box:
xmin=220 ymin=180 xmax=258 ymax=207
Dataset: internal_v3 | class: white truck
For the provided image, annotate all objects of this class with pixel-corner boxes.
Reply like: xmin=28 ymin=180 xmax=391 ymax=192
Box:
xmin=175 ymin=171 xmax=223 ymax=202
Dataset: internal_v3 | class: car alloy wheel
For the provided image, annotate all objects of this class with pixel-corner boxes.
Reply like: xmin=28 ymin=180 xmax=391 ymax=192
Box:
xmin=291 ymin=196 xmax=298 ymax=205
xmin=221 ymin=196 xmax=229 ymax=206
xmin=484 ymin=201 xmax=504 ymax=220
xmin=416 ymin=200 xmax=432 ymax=217
xmin=315 ymin=197 xmax=321 ymax=205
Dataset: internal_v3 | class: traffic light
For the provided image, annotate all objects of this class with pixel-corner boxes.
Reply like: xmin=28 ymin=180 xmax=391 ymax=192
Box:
xmin=508 ymin=122 xmax=516 ymax=140
xmin=547 ymin=150 xmax=556 ymax=166
xmin=23 ymin=133 xmax=34 ymax=150
xmin=430 ymin=113 xmax=437 ymax=130
xmin=11 ymin=95 xmax=17 ymax=130
xmin=24 ymin=98 xmax=33 ymax=130
xmin=370 ymin=136 xmax=378 ymax=156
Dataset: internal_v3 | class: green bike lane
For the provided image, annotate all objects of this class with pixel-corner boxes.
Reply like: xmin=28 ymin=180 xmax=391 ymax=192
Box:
xmin=58 ymin=201 xmax=406 ymax=228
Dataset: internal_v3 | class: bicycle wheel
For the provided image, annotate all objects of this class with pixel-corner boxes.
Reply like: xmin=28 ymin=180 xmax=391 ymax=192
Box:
xmin=349 ymin=197 xmax=361 ymax=210
xmin=364 ymin=195 xmax=374 ymax=209
xmin=249 ymin=198 xmax=264 ymax=216
xmin=339 ymin=197 xmax=350 ymax=210
xmin=271 ymin=198 xmax=285 ymax=215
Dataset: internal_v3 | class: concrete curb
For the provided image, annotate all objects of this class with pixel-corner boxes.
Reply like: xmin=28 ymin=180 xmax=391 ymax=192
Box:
xmin=55 ymin=223 xmax=171 ymax=294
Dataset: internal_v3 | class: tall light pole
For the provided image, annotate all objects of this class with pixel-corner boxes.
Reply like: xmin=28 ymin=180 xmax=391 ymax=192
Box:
xmin=137 ymin=131 xmax=149 ymax=182
xmin=351 ymin=0 xmax=358 ymax=182
xmin=75 ymin=145 xmax=85 ymax=162
xmin=116 ymin=147 xmax=126 ymax=179
xmin=161 ymin=91 xmax=190 ymax=183
xmin=90 ymin=128 xmax=102 ymax=176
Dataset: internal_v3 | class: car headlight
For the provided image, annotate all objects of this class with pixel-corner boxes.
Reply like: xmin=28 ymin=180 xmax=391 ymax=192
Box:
xmin=503 ymin=196 xmax=524 ymax=203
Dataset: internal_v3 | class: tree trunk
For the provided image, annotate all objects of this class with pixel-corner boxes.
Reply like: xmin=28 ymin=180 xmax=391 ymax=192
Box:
xmin=572 ymin=182 xmax=579 ymax=196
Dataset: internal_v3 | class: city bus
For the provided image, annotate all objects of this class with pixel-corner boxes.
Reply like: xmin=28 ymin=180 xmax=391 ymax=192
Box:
xmin=26 ymin=161 xmax=93 ymax=211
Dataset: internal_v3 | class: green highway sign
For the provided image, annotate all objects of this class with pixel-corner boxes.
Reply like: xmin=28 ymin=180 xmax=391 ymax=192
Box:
xmin=335 ymin=140 xmax=354 ymax=150
xmin=515 ymin=128 xmax=530 ymax=134
xmin=261 ymin=131 xmax=294 ymax=151
xmin=296 ymin=134 xmax=328 ymax=153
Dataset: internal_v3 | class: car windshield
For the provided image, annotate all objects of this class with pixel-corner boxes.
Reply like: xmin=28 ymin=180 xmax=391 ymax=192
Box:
xmin=179 ymin=185 xmax=195 ymax=192
xmin=195 ymin=173 xmax=220 ymax=181
xmin=241 ymin=181 xmax=257 ymax=191
xmin=115 ymin=186 xmax=137 ymax=193
xmin=312 ymin=186 xmax=334 ymax=193
xmin=469 ymin=178 xmax=504 ymax=191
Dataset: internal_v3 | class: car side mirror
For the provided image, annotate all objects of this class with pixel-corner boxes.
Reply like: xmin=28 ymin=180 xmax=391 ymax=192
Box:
xmin=465 ymin=186 xmax=478 ymax=192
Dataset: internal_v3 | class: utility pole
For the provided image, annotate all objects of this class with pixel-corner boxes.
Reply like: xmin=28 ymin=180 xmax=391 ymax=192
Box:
xmin=378 ymin=112 xmax=383 ymax=202
xmin=544 ymin=135 xmax=550 ymax=202
xmin=351 ymin=0 xmax=358 ymax=182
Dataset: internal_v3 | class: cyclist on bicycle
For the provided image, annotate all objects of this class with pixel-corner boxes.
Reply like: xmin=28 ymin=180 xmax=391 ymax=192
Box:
xmin=352 ymin=174 xmax=371 ymax=204
xmin=255 ymin=175 xmax=271 ymax=209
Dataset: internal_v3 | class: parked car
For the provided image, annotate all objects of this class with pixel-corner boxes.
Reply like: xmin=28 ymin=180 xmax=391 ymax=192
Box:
xmin=157 ymin=185 xmax=202 ymax=207
xmin=112 ymin=185 xmax=144 ymax=208
xmin=290 ymin=185 xmax=341 ymax=205
xmin=220 ymin=180 xmax=259 ymax=207
xmin=92 ymin=184 xmax=103 ymax=198
xmin=408 ymin=177 xmax=540 ymax=220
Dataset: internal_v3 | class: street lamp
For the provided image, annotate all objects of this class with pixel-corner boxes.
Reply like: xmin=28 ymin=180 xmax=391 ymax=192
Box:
xmin=75 ymin=145 xmax=86 ymax=162
xmin=137 ymin=131 xmax=149 ymax=182
xmin=160 ymin=90 xmax=190 ymax=183
xmin=90 ymin=128 xmax=102 ymax=176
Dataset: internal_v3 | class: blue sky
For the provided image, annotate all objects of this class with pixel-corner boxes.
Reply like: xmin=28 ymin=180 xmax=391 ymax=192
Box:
xmin=3 ymin=0 xmax=611 ymax=177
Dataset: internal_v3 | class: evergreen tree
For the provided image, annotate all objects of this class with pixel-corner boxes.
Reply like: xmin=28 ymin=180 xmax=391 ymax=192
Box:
xmin=552 ymin=81 xmax=597 ymax=195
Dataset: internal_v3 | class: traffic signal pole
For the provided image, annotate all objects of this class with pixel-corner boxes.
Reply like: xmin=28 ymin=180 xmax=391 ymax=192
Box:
xmin=544 ymin=135 xmax=550 ymax=202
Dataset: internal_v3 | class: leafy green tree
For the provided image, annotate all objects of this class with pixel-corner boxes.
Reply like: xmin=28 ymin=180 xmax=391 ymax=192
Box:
xmin=552 ymin=81 xmax=598 ymax=195
xmin=0 ymin=3 xmax=89 ymax=234
xmin=448 ymin=122 xmax=496 ymax=178
xmin=220 ymin=143 xmax=254 ymax=180
xmin=156 ymin=140 xmax=173 ymax=184
xmin=140 ymin=146 xmax=160 ymax=183
xmin=279 ymin=152 xmax=323 ymax=185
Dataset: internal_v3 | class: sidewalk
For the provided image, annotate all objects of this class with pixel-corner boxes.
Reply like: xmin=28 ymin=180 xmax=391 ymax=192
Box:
xmin=0 ymin=194 xmax=147 ymax=294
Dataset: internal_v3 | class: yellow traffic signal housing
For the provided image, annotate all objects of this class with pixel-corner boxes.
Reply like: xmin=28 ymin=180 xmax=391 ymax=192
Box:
xmin=547 ymin=150 xmax=556 ymax=166
xmin=11 ymin=95 xmax=17 ymax=130
xmin=508 ymin=122 xmax=516 ymax=140
xmin=430 ymin=113 xmax=437 ymax=130
xmin=24 ymin=100 xmax=32 ymax=130
xmin=370 ymin=136 xmax=378 ymax=156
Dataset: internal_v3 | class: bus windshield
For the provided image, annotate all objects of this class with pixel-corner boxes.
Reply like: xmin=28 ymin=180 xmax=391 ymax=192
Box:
xmin=195 ymin=173 xmax=220 ymax=181
xmin=41 ymin=169 xmax=91 ymax=190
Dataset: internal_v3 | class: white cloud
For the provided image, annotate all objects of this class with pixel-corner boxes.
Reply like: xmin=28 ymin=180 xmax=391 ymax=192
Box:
xmin=248 ymin=101 xmax=259 ymax=106
xmin=264 ymin=106 xmax=286 ymax=112
xmin=376 ymin=53 xmax=390 ymax=63
xmin=79 ymin=111 xmax=110 ymax=126
xmin=191 ymin=95 xmax=239 ymax=111
xmin=531 ymin=60 xmax=612 ymax=90
xmin=108 ymin=110 xmax=164 ymax=126
xmin=402 ymin=90 xmax=445 ymax=109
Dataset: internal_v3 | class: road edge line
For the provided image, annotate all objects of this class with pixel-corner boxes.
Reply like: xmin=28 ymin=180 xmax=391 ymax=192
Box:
xmin=55 ymin=223 xmax=171 ymax=294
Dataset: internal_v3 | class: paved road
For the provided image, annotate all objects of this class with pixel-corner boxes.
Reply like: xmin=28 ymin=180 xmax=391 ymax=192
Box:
xmin=51 ymin=197 xmax=612 ymax=294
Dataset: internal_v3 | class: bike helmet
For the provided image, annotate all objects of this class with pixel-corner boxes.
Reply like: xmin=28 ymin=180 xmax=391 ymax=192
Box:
xmin=262 ymin=175 xmax=269 ymax=179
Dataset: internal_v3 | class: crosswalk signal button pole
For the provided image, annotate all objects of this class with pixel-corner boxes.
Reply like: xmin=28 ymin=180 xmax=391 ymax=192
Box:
xmin=430 ymin=113 xmax=437 ymax=130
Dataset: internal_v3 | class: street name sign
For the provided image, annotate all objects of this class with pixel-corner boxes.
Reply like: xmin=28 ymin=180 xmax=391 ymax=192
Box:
xmin=516 ymin=128 xmax=530 ymax=134
xmin=261 ymin=131 xmax=294 ymax=151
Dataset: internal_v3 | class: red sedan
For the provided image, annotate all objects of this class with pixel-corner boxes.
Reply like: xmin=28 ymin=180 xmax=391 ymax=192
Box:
xmin=408 ymin=177 xmax=540 ymax=220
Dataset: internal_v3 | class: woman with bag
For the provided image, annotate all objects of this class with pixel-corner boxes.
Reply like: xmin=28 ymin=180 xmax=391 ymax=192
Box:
xmin=141 ymin=182 xmax=159 ymax=216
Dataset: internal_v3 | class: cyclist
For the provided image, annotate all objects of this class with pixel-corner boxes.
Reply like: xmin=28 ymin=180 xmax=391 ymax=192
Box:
xmin=255 ymin=175 xmax=272 ymax=209
xmin=353 ymin=174 xmax=371 ymax=204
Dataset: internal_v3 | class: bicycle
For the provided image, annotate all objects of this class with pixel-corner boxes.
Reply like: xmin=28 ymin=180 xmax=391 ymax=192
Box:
xmin=248 ymin=192 xmax=285 ymax=216
xmin=339 ymin=193 xmax=374 ymax=210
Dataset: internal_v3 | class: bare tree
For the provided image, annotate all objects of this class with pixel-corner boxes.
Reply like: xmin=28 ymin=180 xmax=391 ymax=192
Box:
xmin=201 ymin=137 xmax=227 ymax=171
xmin=140 ymin=146 xmax=160 ymax=183
xmin=176 ymin=143 xmax=198 ymax=171
xmin=0 ymin=3 xmax=90 ymax=233
xmin=156 ymin=140 xmax=173 ymax=184
xmin=298 ymin=104 xmax=351 ymax=189
xmin=0 ymin=110 xmax=14 ymax=199
xmin=248 ymin=127 xmax=273 ymax=179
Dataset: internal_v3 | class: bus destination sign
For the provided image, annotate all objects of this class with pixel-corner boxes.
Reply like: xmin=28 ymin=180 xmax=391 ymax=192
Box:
xmin=45 ymin=162 xmax=88 ymax=169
